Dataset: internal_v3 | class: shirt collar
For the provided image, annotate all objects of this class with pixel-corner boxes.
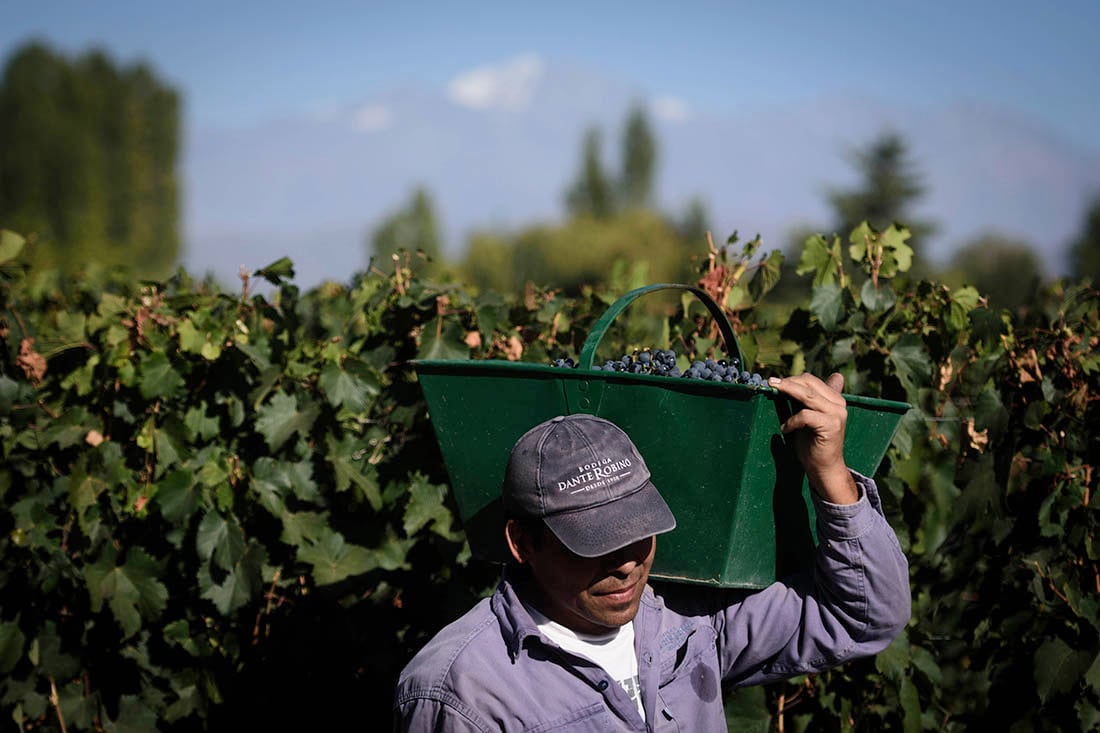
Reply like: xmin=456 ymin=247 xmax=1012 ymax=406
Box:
xmin=491 ymin=567 xmax=542 ymax=661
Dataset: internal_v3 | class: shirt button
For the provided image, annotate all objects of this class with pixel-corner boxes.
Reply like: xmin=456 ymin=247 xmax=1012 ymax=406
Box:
xmin=597 ymin=680 xmax=609 ymax=691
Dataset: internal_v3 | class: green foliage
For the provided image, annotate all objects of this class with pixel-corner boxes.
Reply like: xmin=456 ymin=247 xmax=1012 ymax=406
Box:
xmin=0 ymin=219 xmax=1098 ymax=730
xmin=459 ymin=210 xmax=696 ymax=296
xmin=0 ymin=249 xmax=502 ymax=728
xmin=752 ymin=227 xmax=1100 ymax=732
xmin=0 ymin=42 xmax=180 ymax=277
xmin=1069 ymin=195 xmax=1100 ymax=283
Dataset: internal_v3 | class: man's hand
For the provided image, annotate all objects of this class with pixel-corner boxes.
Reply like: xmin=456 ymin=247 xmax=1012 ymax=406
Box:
xmin=767 ymin=372 xmax=859 ymax=505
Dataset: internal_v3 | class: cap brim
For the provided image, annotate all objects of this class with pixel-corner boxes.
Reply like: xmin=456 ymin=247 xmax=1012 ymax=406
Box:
xmin=543 ymin=480 xmax=677 ymax=558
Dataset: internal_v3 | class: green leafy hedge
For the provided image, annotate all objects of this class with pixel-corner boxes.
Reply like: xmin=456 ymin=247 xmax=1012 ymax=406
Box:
xmin=0 ymin=229 xmax=1097 ymax=731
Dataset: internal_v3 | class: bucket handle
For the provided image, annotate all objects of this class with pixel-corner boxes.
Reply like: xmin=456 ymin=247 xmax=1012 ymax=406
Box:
xmin=578 ymin=283 xmax=745 ymax=370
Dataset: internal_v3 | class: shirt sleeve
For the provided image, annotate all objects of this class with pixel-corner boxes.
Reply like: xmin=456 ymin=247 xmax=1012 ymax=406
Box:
xmin=394 ymin=697 xmax=491 ymax=733
xmin=715 ymin=472 xmax=911 ymax=687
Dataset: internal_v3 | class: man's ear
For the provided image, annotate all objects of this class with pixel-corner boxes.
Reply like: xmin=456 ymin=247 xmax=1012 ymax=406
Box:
xmin=505 ymin=519 xmax=531 ymax=564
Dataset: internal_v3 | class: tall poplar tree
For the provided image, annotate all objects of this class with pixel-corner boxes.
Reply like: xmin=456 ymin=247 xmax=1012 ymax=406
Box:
xmin=619 ymin=105 xmax=656 ymax=210
xmin=564 ymin=128 xmax=615 ymax=219
xmin=827 ymin=132 xmax=935 ymax=256
xmin=0 ymin=42 xmax=180 ymax=276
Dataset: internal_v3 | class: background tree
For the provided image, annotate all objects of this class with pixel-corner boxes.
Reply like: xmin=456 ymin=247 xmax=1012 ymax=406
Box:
xmin=619 ymin=105 xmax=656 ymax=210
xmin=460 ymin=231 xmax=514 ymax=293
xmin=827 ymin=132 xmax=935 ymax=271
xmin=1068 ymin=193 xmax=1100 ymax=283
xmin=673 ymin=197 xmax=710 ymax=248
xmin=564 ymin=128 xmax=615 ymax=219
xmin=0 ymin=42 xmax=180 ymax=276
xmin=944 ymin=232 xmax=1044 ymax=312
xmin=368 ymin=187 xmax=441 ymax=269
xmin=459 ymin=210 xmax=692 ymax=295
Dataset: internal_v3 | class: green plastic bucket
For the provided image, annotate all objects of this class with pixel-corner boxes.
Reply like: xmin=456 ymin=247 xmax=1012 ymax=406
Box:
xmin=415 ymin=284 xmax=910 ymax=588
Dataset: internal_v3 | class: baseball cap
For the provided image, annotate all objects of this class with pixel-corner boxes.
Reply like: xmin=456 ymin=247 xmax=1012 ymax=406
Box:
xmin=502 ymin=414 xmax=676 ymax=558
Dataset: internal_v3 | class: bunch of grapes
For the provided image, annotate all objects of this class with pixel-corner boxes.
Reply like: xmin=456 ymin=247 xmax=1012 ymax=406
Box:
xmin=683 ymin=358 xmax=767 ymax=387
xmin=550 ymin=348 xmax=768 ymax=387
xmin=591 ymin=348 xmax=682 ymax=377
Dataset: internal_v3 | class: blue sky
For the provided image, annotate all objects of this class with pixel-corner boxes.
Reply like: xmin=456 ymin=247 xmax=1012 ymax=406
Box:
xmin=4 ymin=1 xmax=1098 ymax=148
xmin=2 ymin=2 xmax=1100 ymax=286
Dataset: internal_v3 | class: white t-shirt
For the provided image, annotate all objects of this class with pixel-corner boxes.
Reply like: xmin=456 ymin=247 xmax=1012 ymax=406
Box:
xmin=523 ymin=602 xmax=645 ymax=721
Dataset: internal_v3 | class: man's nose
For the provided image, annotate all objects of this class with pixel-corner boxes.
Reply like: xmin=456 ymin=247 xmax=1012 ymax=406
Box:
xmin=602 ymin=537 xmax=653 ymax=573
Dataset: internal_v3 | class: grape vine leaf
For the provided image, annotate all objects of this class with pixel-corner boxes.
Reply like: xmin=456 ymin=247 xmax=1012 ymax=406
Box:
xmin=177 ymin=319 xmax=206 ymax=355
xmin=945 ymin=286 xmax=982 ymax=331
xmin=298 ymin=528 xmax=377 ymax=585
xmin=52 ymin=310 xmax=87 ymax=347
xmin=476 ymin=294 xmax=506 ymax=343
xmin=319 ymin=364 xmax=374 ymax=412
xmin=797 ymin=233 xmax=843 ymax=286
xmin=164 ymin=684 xmax=202 ymax=723
xmin=326 ymin=434 xmax=382 ymax=509
xmin=899 ymin=677 xmax=921 ymax=733
xmin=419 ymin=318 xmax=469 ymax=360
xmin=810 ymin=284 xmax=845 ymax=331
xmin=138 ymin=351 xmax=185 ymax=400
xmin=880 ymin=224 xmax=914 ymax=275
xmin=35 ymin=621 xmax=80 ymax=679
xmin=1034 ymin=636 xmax=1093 ymax=703
xmin=286 ymin=457 xmax=321 ymax=501
xmin=861 ymin=278 xmax=897 ymax=313
xmin=403 ymin=475 xmax=458 ymax=540
xmin=155 ymin=469 xmax=199 ymax=523
xmin=196 ymin=511 xmax=247 ymax=571
xmin=848 ymin=221 xmax=874 ymax=264
xmin=874 ymin=632 xmax=910 ymax=682
xmin=1086 ymin=652 xmax=1100 ymax=695
xmin=748 ymin=249 xmax=784 ymax=301
xmin=722 ymin=684 xmax=770 ymax=730
xmin=255 ymin=391 xmax=320 ymax=451
xmin=184 ymin=403 xmax=221 ymax=441
xmin=910 ymin=644 xmax=943 ymax=686
xmin=888 ymin=335 xmax=931 ymax=396
xmin=104 ymin=694 xmax=158 ymax=733
xmin=84 ymin=546 xmax=168 ymax=638
xmin=249 ymin=458 xmax=289 ymax=516
xmin=57 ymin=680 xmax=97 ymax=729
xmin=724 ymin=284 xmax=749 ymax=312
xmin=254 ymin=256 xmax=295 ymax=285
xmin=0 ymin=229 xmax=26 ymax=263
xmin=280 ymin=510 xmax=329 ymax=548
xmin=0 ymin=619 xmax=25 ymax=674
xmin=199 ymin=542 xmax=266 ymax=615
xmin=254 ymin=456 xmax=320 ymax=505
xmin=849 ymin=222 xmax=913 ymax=279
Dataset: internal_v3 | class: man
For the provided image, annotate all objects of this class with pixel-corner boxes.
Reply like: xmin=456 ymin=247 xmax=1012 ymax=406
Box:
xmin=394 ymin=373 xmax=911 ymax=730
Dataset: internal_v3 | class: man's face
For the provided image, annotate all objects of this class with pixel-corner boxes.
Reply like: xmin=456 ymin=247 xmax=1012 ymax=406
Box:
xmin=508 ymin=522 xmax=656 ymax=635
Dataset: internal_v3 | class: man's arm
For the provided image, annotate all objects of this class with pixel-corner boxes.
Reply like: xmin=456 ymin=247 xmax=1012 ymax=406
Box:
xmin=714 ymin=473 xmax=910 ymax=686
xmin=394 ymin=695 xmax=490 ymax=733
xmin=713 ymin=373 xmax=910 ymax=686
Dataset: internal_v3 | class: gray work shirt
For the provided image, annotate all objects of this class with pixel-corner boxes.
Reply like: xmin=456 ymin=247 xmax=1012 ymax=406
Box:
xmin=394 ymin=473 xmax=910 ymax=731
